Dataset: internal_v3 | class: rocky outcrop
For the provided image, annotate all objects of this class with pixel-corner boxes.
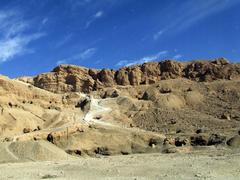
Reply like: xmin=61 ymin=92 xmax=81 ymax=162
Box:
xmin=184 ymin=58 xmax=236 ymax=81
xmin=30 ymin=58 xmax=240 ymax=93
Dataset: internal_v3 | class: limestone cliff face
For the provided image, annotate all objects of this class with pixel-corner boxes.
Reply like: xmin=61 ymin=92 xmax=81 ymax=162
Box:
xmin=29 ymin=58 xmax=240 ymax=93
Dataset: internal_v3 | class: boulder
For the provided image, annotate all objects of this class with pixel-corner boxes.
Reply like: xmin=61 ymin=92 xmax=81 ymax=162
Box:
xmin=148 ymin=138 xmax=163 ymax=147
xmin=227 ymin=135 xmax=240 ymax=148
xmin=75 ymin=98 xmax=91 ymax=111
xmin=101 ymin=89 xmax=119 ymax=99
xmin=207 ymin=134 xmax=226 ymax=145
xmin=23 ymin=128 xmax=31 ymax=134
xmin=94 ymin=147 xmax=111 ymax=156
xmin=141 ymin=91 xmax=151 ymax=100
xmin=175 ymin=137 xmax=188 ymax=147
xmin=160 ymin=87 xmax=172 ymax=94
xmin=47 ymin=134 xmax=54 ymax=144
xmin=190 ymin=135 xmax=208 ymax=146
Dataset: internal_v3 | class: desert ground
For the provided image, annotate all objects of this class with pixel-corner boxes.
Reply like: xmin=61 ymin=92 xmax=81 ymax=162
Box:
xmin=0 ymin=151 xmax=239 ymax=180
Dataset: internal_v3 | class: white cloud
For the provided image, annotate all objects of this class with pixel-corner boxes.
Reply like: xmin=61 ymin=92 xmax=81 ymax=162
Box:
xmin=85 ymin=10 xmax=104 ymax=29
xmin=77 ymin=48 xmax=97 ymax=59
xmin=0 ymin=33 xmax=44 ymax=63
xmin=172 ymin=54 xmax=182 ymax=60
xmin=0 ymin=10 xmax=45 ymax=63
xmin=153 ymin=30 xmax=164 ymax=40
xmin=42 ymin=17 xmax=48 ymax=25
xmin=94 ymin=11 xmax=103 ymax=18
xmin=153 ymin=0 xmax=240 ymax=40
xmin=56 ymin=60 xmax=67 ymax=65
xmin=116 ymin=51 xmax=168 ymax=67
xmin=116 ymin=60 xmax=128 ymax=67
xmin=56 ymin=48 xmax=97 ymax=65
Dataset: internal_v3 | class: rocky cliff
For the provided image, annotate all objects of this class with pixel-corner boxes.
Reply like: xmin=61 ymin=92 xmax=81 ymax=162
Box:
xmin=24 ymin=58 xmax=240 ymax=93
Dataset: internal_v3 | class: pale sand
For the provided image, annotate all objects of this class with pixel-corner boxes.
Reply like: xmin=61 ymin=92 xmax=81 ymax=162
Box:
xmin=0 ymin=152 xmax=239 ymax=180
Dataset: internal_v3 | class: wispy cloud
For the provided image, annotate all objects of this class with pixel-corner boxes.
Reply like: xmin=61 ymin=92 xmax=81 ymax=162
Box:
xmin=41 ymin=17 xmax=48 ymax=25
xmin=77 ymin=48 xmax=97 ymax=59
xmin=153 ymin=30 xmax=164 ymax=40
xmin=56 ymin=60 xmax=67 ymax=65
xmin=116 ymin=51 xmax=168 ymax=67
xmin=0 ymin=10 xmax=45 ymax=63
xmin=116 ymin=60 xmax=128 ymax=67
xmin=94 ymin=11 xmax=103 ymax=18
xmin=0 ymin=34 xmax=44 ymax=63
xmin=56 ymin=48 xmax=97 ymax=65
xmin=85 ymin=10 xmax=104 ymax=29
xmin=55 ymin=34 xmax=73 ymax=48
xmin=172 ymin=54 xmax=182 ymax=60
xmin=153 ymin=0 xmax=240 ymax=40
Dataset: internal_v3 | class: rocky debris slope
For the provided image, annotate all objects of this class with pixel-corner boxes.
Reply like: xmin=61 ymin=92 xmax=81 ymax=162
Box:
xmin=25 ymin=58 xmax=240 ymax=94
xmin=0 ymin=75 xmax=167 ymax=158
xmin=0 ymin=75 xmax=85 ymax=137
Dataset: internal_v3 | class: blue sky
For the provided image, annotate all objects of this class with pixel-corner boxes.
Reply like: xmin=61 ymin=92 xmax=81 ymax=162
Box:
xmin=0 ymin=0 xmax=240 ymax=77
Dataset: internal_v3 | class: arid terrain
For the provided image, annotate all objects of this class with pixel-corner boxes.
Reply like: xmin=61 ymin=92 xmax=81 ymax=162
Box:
xmin=0 ymin=58 xmax=240 ymax=179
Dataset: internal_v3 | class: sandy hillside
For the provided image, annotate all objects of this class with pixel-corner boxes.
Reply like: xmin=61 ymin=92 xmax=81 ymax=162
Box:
xmin=0 ymin=59 xmax=240 ymax=179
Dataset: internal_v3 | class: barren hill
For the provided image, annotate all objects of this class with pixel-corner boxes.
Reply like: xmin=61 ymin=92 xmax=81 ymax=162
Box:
xmin=0 ymin=58 xmax=239 ymax=163
xmin=18 ymin=58 xmax=240 ymax=93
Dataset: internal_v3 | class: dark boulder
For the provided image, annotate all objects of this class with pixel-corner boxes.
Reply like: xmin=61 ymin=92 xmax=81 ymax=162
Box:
xmin=207 ymin=134 xmax=226 ymax=146
xmin=190 ymin=135 xmax=208 ymax=146
xmin=47 ymin=133 xmax=54 ymax=144
xmin=23 ymin=128 xmax=31 ymax=134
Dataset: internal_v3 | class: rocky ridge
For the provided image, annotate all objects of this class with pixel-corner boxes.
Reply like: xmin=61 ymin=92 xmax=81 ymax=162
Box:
xmin=19 ymin=58 xmax=240 ymax=94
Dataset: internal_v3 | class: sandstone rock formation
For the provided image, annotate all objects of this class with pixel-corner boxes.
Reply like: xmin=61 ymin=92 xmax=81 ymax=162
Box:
xmin=23 ymin=58 xmax=240 ymax=94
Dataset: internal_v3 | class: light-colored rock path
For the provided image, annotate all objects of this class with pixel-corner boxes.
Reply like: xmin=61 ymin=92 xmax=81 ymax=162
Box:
xmin=83 ymin=96 xmax=113 ymax=126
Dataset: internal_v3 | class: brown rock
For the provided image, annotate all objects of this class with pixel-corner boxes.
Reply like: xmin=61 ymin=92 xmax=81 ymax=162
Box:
xmin=97 ymin=69 xmax=115 ymax=87
xmin=23 ymin=128 xmax=31 ymax=134
xmin=115 ymin=69 xmax=130 ymax=85
xmin=227 ymin=135 xmax=240 ymax=147
xmin=128 ymin=66 xmax=142 ymax=85
xmin=160 ymin=60 xmax=183 ymax=79
xmin=190 ymin=135 xmax=208 ymax=146
xmin=207 ymin=134 xmax=226 ymax=145
xmin=31 ymin=59 xmax=240 ymax=93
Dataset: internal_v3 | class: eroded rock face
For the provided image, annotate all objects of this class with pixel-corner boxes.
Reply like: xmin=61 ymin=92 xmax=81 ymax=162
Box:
xmin=98 ymin=69 xmax=115 ymax=87
xmin=32 ymin=58 xmax=240 ymax=93
xmin=184 ymin=58 xmax=234 ymax=81
xmin=128 ymin=67 xmax=142 ymax=85
xmin=160 ymin=60 xmax=183 ymax=79
xmin=115 ymin=69 xmax=130 ymax=86
xmin=33 ymin=65 xmax=97 ymax=93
